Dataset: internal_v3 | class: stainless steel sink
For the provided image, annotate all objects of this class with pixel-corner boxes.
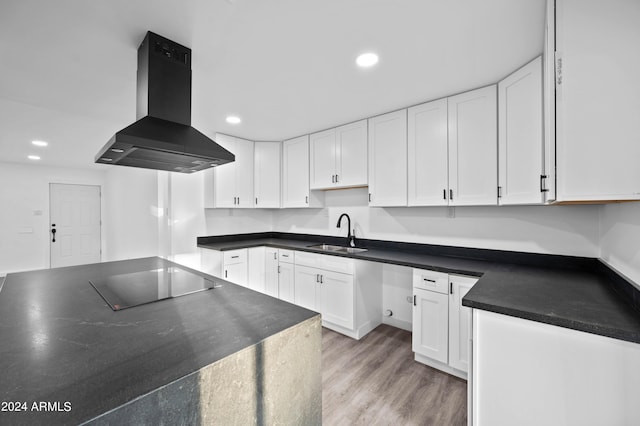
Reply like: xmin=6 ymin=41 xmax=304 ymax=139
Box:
xmin=307 ymin=244 xmax=368 ymax=254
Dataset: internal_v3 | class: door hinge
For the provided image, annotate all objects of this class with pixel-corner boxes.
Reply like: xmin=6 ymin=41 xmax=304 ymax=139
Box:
xmin=497 ymin=186 xmax=502 ymax=198
xmin=278 ymin=265 xmax=281 ymax=273
xmin=540 ymin=175 xmax=549 ymax=193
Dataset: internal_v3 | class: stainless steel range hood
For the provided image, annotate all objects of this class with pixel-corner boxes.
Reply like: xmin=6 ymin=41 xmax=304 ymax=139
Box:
xmin=96 ymin=31 xmax=234 ymax=173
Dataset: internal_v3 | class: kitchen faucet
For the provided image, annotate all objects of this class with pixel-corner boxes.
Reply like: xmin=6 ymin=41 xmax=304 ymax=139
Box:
xmin=337 ymin=213 xmax=356 ymax=247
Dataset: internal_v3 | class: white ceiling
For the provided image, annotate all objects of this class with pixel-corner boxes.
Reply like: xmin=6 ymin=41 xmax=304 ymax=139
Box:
xmin=0 ymin=0 xmax=545 ymax=170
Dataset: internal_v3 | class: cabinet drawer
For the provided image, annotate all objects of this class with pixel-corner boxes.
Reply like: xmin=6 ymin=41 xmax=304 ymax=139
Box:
xmin=413 ymin=269 xmax=449 ymax=294
xmin=296 ymin=251 xmax=354 ymax=274
xmin=223 ymin=249 xmax=247 ymax=265
xmin=278 ymin=249 xmax=295 ymax=264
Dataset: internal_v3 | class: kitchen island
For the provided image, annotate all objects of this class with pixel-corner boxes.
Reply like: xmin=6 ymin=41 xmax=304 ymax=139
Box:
xmin=0 ymin=257 xmax=321 ymax=425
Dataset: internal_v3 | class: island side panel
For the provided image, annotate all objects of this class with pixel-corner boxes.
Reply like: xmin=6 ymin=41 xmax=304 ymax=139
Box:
xmin=87 ymin=315 xmax=322 ymax=425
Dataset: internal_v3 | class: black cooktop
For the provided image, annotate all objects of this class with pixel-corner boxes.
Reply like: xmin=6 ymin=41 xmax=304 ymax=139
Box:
xmin=90 ymin=266 xmax=217 ymax=311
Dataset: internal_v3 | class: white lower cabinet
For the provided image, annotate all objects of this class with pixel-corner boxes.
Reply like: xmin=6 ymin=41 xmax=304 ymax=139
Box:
xmin=294 ymin=251 xmax=380 ymax=339
xmin=320 ymin=270 xmax=354 ymax=330
xmin=293 ymin=265 xmax=320 ymax=311
xmin=412 ymin=268 xmax=478 ymax=378
xmin=412 ymin=287 xmax=449 ymax=364
xmin=247 ymin=247 xmax=266 ymax=293
xmin=264 ymin=247 xmax=279 ymax=297
xmin=448 ymin=275 xmax=477 ymax=372
xmin=278 ymin=261 xmax=295 ymax=303
xmin=223 ymin=249 xmax=248 ymax=286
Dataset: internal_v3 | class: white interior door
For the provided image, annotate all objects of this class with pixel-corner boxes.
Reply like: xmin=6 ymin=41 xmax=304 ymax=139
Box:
xmin=50 ymin=183 xmax=101 ymax=268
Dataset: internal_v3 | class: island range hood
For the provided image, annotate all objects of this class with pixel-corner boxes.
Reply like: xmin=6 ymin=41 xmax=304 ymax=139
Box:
xmin=96 ymin=31 xmax=234 ymax=173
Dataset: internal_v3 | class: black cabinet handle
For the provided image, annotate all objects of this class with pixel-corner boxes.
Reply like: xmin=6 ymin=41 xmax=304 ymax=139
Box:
xmin=443 ymin=189 xmax=447 ymax=200
xmin=413 ymin=295 xmax=416 ymax=306
xmin=225 ymin=270 xmax=228 ymax=278
xmin=423 ymin=278 xmax=436 ymax=283
xmin=305 ymin=196 xmax=308 ymax=204
xmin=449 ymin=189 xmax=453 ymax=200
xmin=450 ymin=282 xmax=453 ymax=294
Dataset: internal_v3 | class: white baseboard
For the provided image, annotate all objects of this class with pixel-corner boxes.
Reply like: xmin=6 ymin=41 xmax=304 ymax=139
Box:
xmin=383 ymin=316 xmax=412 ymax=332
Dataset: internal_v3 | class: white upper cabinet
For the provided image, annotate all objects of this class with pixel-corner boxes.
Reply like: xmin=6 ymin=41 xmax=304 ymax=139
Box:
xmin=408 ymin=87 xmax=498 ymax=207
xmin=368 ymin=109 xmax=408 ymax=206
xmin=310 ymin=120 xmax=368 ymax=190
xmin=254 ymin=142 xmax=281 ymax=208
xmin=498 ymin=56 xmax=546 ymax=205
xmin=282 ymin=135 xmax=323 ymax=208
xmin=309 ymin=129 xmax=336 ymax=189
xmin=213 ymin=133 xmax=254 ymax=208
xmin=553 ymin=0 xmax=640 ymax=202
xmin=448 ymin=85 xmax=498 ymax=206
xmin=335 ymin=120 xmax=368 ymax=188
xmin=407 ymin=98 xmax=449 ymax=206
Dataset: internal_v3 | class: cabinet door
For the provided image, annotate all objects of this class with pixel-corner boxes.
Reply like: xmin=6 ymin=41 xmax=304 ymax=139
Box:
xmin=555 ymin=0 xmax=640 ymax=202
xmin=309 ymin=129 xmax=336 ymax=190
xmin=247 ymin=247 xmax=266 ymax=293
xmin=412 ymin=288 xmax=449 ymax=364
xmin=254 ymin=142 xmax=281 ymax=208
xmin=368 ymin=109 xmax=408 ymax=206
xmin=234 ymin=138 xmax=254 ymax=208
xmin=320 ymin=270 xmax=354 ymax=330
xmin=224 ymin=262 xmax=248 ymax=287
xmin=543 ymin=0 xmax=556 ymax=202
xmin=408 ymin=99 xmax=449 ymax=206
xmin=498 ymin=57 xmax=544 ymax=205
xmin=213 ymin=134 xmax=237 ymax=208
xmin=448 ymin=275 xmax=478 ymax=373
xmin=448 ymin=86 xmax=498 ymax=206
xmin=294 ymin=265 xmax=320 ymax=311
xmin=335 ymin=120 xmax=368 ymax=188
xmin=200 ymin=248 xmax=222 ymax=277
xmin=264 ymin=248 xmax=279 ymax=298
xmin=282 ymin=135 xmax=310 ymax=208
xmin=278 ymin=261 xmax=295 ymax=303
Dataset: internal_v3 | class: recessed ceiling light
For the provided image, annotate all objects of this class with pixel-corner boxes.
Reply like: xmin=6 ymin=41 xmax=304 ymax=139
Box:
xmin=226 ymin=115 xmax=241 ymax=124
xmin=32 ymin=140 xmax=48 ymax=147
xmin=28 ymin=155 xmax=41 ymax=160
xmin=100 ymin=157 xmax=113 ymax=162
xmin=110 ymin=148 xmax=125 ymax=153
xmin=356 ymin=52 xmax=379 ymax=68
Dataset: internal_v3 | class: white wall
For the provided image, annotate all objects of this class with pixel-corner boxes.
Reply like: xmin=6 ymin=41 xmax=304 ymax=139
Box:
xmin=272 ymin=188 xmax=601 ymax=257
xmin=600 ymin=202 xmax=640 ymax=287
xmin=102 ymin=167 xmax=160 ymax=262
xmin=0 ymin=162 xmax=105 ymax=275
xmin=204 ymin=208 xmax=274 ymax=236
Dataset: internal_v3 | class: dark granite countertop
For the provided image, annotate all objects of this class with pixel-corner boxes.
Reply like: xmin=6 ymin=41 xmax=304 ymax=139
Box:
xmin=0 ymin=257 xmax=317 ymax=425
xmin=197 ymin=232 xmax=640 ymax=345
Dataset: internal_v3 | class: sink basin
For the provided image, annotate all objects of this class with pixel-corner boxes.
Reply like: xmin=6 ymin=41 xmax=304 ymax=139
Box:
xmin=307 ymin=244 xmax=368 ymax=254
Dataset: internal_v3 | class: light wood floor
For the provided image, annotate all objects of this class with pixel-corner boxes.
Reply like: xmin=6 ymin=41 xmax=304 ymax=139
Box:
xmin=322 ymin=324 xmax=467 ymax=426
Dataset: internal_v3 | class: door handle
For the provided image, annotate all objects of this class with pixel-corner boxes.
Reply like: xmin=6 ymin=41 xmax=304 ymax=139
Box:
xmin=51 ymin=225 xmax=57 ymax=243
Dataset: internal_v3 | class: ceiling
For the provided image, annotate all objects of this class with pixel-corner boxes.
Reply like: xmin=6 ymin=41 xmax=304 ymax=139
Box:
xmin=0 ymin=0 xmax=545 ymax=170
